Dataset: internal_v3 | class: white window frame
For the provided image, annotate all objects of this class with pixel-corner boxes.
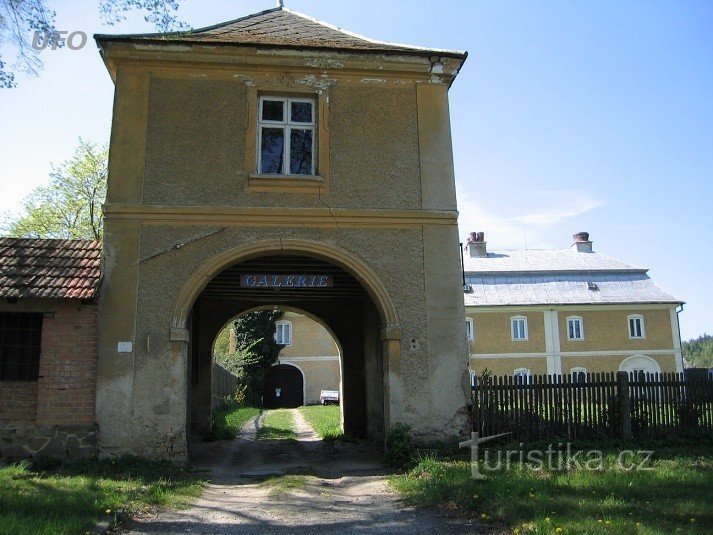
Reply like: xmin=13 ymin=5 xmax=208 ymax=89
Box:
xmin=570 ymin=366 xmax=587 ymax=381
xmin=274 ymin=320 xmax=292 ymax=346
xmin=257 ymin=96 xmax=316 ymax=176
xmin=627 ymin=314 xmax=645 ymax=339
xmin=465 ymin=317 xmax=474 ymax=341
xmin=566 ymin=316 xmax=584 ymax=341
xmin=511 ymin=315 xmax=528 ymax=341
xmin=513 ymin=367 xmax=532 ymax=383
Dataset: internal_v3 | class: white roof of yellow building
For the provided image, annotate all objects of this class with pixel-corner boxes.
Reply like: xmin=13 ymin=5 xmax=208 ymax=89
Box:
xmin=463 ymin=248 xmax=682 ymax=307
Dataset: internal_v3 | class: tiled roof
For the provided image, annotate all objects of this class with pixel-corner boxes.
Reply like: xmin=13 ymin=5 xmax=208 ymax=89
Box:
xmin=463 ymin=248 xmax=682 ymax=307
xmin=95 ymin=7 xmax=467 ymax=59
xmin=463 ymin=248 xmax=643 ymax=274
xmin=0 ymin=238 xmax=101 ymax=300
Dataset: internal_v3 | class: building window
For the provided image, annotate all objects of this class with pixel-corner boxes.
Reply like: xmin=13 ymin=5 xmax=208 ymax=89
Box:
xmin=628 ymin=315 xmax=645 ymax=339
xmin=513 ymin=367 xmax=532 ymax=383
xmin=511 ymin=316 xmax=528 ymax=341
xmin=258 ymin=96 xmax=315 ymax=176
xmin=0 ymin=312 xmax=43 ymax=381
xmin=275 ymin=320 xmax=292 ymax=346
xmin=570 ymin=366 xmax=587 ymax=382
xmin=566 ymin=316 xmax=584 ymax=341
xmin=465 ymin=317 xmax=474 ymax=341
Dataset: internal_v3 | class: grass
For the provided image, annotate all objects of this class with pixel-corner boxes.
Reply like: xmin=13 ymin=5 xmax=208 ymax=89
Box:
xmin=257 ymin=409 xmax=297 ymax=440
xmin=259 ymin=474 xmax=313 ymax=495
xmin=299 ymin=405 xmax=343 ymax=441
xmin=0 ymin=456 xmax=203 ymax=535
xmin=209 ymin=404 xmax=260 ymax=440
xmin=390 ymin=447 xmax=713 ymax=534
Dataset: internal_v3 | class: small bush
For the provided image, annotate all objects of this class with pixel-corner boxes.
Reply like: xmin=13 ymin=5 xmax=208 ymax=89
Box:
xmin=384 ymin=422 xmax=414 ymax=469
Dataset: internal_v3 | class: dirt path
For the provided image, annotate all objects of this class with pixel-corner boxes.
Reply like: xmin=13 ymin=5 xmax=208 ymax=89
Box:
xmin=118 ymin=409 xmax=488 ymax=534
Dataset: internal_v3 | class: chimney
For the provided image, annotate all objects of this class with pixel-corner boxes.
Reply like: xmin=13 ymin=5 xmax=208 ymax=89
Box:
xmin=571 ymin=232 xmax=593 ymax=253
xmin=467 ymin=231 xmax=487 ymax=257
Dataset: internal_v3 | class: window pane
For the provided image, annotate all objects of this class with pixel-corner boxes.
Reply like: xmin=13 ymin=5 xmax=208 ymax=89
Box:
xmin=261 ymin=100 xmax=284 ymax=122
xmin=290 ymin=129 xmax=313 ymax=175
xmin=291 ymin=101 xmax=313 ymax=123
xmin=260 ymin=128 xmax=284 ymax=174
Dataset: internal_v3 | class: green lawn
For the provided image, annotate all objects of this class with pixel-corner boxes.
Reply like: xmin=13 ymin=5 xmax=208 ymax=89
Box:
xmin=0 ymin=457 xmax=202 ymax=535
xmin=299 ymin=405 xmax=343 ymax=441
xmin=209 ymin=404 xmax=260 ymax=440
xmin=390 ymin=449 xmax=713 ymax=534
xmin=257 ymin=409 xmax=297 ymax=440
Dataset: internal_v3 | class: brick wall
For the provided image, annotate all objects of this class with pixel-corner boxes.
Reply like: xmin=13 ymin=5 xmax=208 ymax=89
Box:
xmin=36 ymin=302 xmax=98 ymax=426
xmin=0 ymin=381 xmax=38 ymax=422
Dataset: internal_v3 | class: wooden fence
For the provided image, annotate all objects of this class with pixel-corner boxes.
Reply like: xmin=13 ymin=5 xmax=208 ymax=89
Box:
xmin=212 ymin=363 xmax=240 ymax=408
xmin=471 ymin=372 xmax=713 ymax=442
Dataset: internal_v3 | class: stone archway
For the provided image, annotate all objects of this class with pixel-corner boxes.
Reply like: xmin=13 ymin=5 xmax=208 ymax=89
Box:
xmin=176 ymin=242 xmax=403 ymax=446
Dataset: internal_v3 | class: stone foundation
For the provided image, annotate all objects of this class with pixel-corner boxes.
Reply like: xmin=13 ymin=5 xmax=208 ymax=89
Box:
xmin=0 ymin=424 xmax=98 ymax=461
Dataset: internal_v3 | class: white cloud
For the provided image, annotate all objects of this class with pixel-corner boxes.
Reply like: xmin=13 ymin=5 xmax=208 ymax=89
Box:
xmin=456 ymin=187 xmax=603 ymax=249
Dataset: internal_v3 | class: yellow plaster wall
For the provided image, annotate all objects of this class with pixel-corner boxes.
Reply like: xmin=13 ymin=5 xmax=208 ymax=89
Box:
xmin=558 ymin=308 xmax=674 ymax=352
xmin=278 ymin=312 xmax=339 ymax=358
xmin=470 ymin=357 xmax=548 ymax=376
xmin=466 ymin=310 xmax=545 ymax=354
xmin=562 ymin=354 xmax=677 ymax=374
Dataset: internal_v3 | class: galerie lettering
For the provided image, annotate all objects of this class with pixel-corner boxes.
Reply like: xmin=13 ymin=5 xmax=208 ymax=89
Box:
xmin=240 ymin=274 xmax=332 ymax=288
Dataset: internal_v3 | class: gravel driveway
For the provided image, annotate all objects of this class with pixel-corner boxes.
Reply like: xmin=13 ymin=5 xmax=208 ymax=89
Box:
xmin=117 ymin=409 xmax=489 ymax=534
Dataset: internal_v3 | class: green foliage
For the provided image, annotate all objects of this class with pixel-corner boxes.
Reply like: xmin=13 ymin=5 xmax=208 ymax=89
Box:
xmin=0 ymin=0 xmax=188 ymax=87
xmin=0 ymin=457 xmax=202 ymax=534
xmin=299 ymin=405 xmax=344 ymax=441
xmin=683 ymin=334 xmax=713 ymax=368
xmin=3 ymin=139 xmax=107 ymax=239
xmin=384 ymin=422 xmax=415 ymax=469
xmin=234 ymin=310 xmax=285 ymax=406
xmin=208 ymin=404 xmax=260 ymax=441
xmin=391 ymin=450 xmax=713 ymax=534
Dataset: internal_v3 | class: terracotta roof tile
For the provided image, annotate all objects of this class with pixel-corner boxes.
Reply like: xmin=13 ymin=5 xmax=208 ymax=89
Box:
xmin=95 ymin=7 xmax=466 ymax=59
xmin=0 ymin=238 xmax=101 ymax=300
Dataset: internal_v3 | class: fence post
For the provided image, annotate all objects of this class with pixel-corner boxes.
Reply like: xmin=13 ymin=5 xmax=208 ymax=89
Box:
xmin=617 ymin=371 xmax=632 ymax=439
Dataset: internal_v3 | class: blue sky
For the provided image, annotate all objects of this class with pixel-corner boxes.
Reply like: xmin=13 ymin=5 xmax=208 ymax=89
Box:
xmin=0 ymin=1 xmax=711 ymax=339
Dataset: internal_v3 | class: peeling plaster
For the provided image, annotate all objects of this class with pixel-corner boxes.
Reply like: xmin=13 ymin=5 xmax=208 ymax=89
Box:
xmin=297 ymin=75 xmax=337 ymax=90
xmin=305 ymin=58 xmax=345 ymax=69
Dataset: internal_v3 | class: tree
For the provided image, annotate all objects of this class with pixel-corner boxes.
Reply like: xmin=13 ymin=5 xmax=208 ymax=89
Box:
xmin=0 ymin=0 xmax=188 ymax=88
xmin=233 ymin=310 xmax=285 ymax=406
xmin=682 ymin=334 xmax=713 ymax=369
xmin=3 ymin=139 xmax=107 ymax=240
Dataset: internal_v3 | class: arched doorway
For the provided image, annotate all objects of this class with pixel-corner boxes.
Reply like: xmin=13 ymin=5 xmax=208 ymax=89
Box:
xmin=263 ymin=364 xmax=304 ymax=408
xmin=181 ymin=247 xmax=399 ymax=446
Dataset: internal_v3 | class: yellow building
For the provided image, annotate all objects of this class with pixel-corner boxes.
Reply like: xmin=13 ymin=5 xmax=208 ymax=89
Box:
xmin=464 ymin=232 xmax=684 ymax=381
xmin=272 ymin=311 xmax=341 ymax=406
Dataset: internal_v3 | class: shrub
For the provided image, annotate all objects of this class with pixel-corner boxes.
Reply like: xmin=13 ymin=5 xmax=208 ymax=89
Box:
xmin=384 ymin=422 xmax=415 ymax=469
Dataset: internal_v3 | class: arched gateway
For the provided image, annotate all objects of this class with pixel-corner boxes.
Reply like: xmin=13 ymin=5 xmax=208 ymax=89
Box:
xmin=94 ymin=6 xmax=469 ymax=461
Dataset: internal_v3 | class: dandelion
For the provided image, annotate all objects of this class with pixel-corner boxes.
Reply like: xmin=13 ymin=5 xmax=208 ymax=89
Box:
xmin=690 ymin=518 xmax=696 ymax=523
xmin=605 ymin=520 xmax=611 ymax=525
xmin=481 ymin=513 xmax=488 ymax=520
xmin=545 ymin=517 xmax=551 ymax=522
xmin=555 ymin=529 xmax=564 ymax=534
xmin=597 ymin=519 xmax=603 ymax=523
xmin=105 ymin=509 xmax=112 ymax=514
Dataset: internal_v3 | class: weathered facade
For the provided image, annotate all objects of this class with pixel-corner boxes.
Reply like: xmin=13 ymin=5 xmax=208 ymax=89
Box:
xmin=94 ymin=7 xmax=470 ymax=461
xmin=464 ymin=232 xmax=684 ymax=380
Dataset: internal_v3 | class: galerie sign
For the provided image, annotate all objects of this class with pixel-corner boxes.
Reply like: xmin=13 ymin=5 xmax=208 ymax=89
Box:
xmin=240 ymin=274 xmax=333 ymax=288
